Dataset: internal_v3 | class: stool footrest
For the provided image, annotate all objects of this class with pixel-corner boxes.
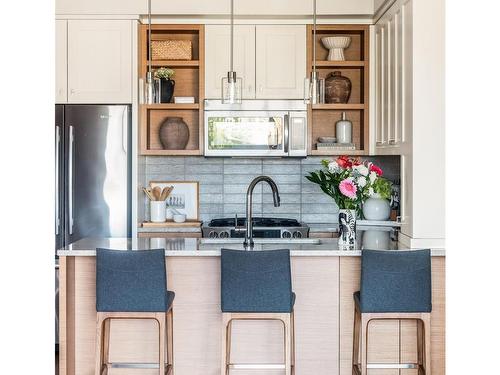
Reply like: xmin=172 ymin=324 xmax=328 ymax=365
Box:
xmin=110 ymin=362 xmax=173 ymax=369
xmin=354 ymin=363 xmax=419 ymax=370
xmin=228 ymin=363 xmax=289 ymax=370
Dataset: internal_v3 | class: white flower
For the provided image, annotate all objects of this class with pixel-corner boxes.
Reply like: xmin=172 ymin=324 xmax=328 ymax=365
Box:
xmin=357 ymin=176 xmax=367 ymax=187
xmin=368 ymin=187 xmax=374 ymax=196
xmin=353 ymin=164 xmax=369 ymax=176
xmin=328 ymin=161 xmax=339 ymax=172
xmin=369 ymin=171 xmax=377 ymax=183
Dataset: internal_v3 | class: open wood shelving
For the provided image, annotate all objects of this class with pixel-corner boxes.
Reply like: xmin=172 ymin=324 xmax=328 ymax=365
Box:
xmin=307 ymin=25 xmax=370 ymax=156
xmin=139 ymin=24 xmax=205 ymax=156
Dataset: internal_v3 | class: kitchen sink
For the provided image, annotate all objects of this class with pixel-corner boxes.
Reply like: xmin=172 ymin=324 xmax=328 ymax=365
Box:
xmin=199 ymin=238 xmax=321 ymax=245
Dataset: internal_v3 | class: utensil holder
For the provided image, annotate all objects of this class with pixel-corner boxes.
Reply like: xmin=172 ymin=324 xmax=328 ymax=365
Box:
xmin=150 ymin=201 xmax=167 ymax=223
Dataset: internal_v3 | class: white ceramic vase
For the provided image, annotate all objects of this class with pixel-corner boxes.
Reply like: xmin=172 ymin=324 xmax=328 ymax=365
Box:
xmin=338 ymin=209 xmax=356 ymax=248
xmin=150 ymin=201 xmax=167 ymax=223
xmin=321 ymin=36 xmax=351 ymax=61
xmin=362 ymin=194 xmax=391 ymax=221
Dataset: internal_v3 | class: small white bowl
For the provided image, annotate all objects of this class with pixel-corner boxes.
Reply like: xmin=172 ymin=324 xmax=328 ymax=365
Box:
xmin=173 ymin=213 xmax=186 ymax=223
xmin=318 ymin=136 xmax=337 ymax=143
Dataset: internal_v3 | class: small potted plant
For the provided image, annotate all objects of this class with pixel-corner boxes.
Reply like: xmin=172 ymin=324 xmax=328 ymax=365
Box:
xmin=154 ymin=67 xmax=175 ymax=103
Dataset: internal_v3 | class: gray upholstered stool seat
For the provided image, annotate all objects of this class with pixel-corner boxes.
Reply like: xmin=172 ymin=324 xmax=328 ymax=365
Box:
xmin=352 ymin=249 xmax=432 ymax=375
xmin=220 ymin=249 xmax=296 ymax=375
xmin=94 ymin=248 xmax=174 ymax=375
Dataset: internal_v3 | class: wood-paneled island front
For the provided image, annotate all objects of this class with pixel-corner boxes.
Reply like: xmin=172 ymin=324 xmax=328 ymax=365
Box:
xmin=58 ymin=238 xmax=445 ymax=375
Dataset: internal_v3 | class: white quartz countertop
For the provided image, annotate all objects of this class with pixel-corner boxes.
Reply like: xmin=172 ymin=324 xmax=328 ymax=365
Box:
xmin=57 ymin=236 xmax=445 ymax=257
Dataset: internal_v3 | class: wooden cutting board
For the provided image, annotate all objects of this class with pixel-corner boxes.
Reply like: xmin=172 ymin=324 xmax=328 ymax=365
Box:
xmin=140 ymin=220 xmax=202 ymax=228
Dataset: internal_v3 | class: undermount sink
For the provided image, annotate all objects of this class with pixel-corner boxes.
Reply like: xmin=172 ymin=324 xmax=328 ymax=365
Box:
xmin=199 ymin=238 xmax=321 ymax=245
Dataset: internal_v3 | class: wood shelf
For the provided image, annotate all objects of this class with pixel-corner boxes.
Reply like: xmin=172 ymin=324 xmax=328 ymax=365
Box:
xmin=314 ymin=60 xmax=366 ymax=68
xmin=149 ymin=60 xmax=200 ymax=67
xmin=312 ymin=104 xmax=366 ymax=110
xmin=139 ymin=24 xmax=205 ymax=156
xmin=141 ymin=149 xmax=203 ymax=156
xmin=307 ymin=25 xmax=370 ymax=156
xmin=142 ymin=103 xmax=200 ymax=110
xmin=310 ymin=149 xmax=368 ymax=156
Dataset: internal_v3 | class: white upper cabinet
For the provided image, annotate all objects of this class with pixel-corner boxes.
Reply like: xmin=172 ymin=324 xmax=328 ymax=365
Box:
xmin=373 ymin=0 xmax=412 ymax=154
xmin=317 ymin=0 xmax=374 ymax=15
xmin=57 ymin=0 xmax=373 ymax=15
xmin=205 ymin=25 xmax=256 ymax=99
xmin=206 ymin=25 xmax=306 ymax=100
xmin=67 ymin=20 xmax=132 ymax=103
xmin=55 ymin=20 xmax=67 ymax=103
xmin=255 ymin=25 xmax=306 ymax=99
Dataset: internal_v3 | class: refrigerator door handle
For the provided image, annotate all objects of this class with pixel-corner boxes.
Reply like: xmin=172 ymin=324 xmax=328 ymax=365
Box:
xmin=68 ymin=125 xmax=74 ymax=235
xmin=55 ymin=126 xmax=60 ymax=235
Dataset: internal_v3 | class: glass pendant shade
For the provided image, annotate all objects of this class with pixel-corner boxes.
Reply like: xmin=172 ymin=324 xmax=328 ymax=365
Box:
xmin=140 ymin=71 xmax=160 ymax=104
xmin=304 ymin=72 xmax=324 ymax=104
xmin=222 ymin=71 xmax=242 ymax=104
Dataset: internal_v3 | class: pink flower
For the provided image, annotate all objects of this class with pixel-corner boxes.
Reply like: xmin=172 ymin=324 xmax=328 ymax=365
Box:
xmin=369 ymin=164 xmax=383 ymax=176
xmin=339 ymin=179 xmax=357 ymax=199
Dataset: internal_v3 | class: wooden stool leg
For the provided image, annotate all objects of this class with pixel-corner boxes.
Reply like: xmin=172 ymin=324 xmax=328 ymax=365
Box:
xmin=221 ymin=313 xmax=230 ymax=375
xmin=94 ymin=313 xmax=104 ymax=375
xmin=157 ymin=313 xmax=166 ymax=375
xmin=423 ymin=314 xmax=432 ymax=375
xmin=282 ymin=314 xmax=292 ymax=375
xmin=166 ymin=308 xmax=174 ymax=375
xmin=102 ymin=318 xmax=110 ymax=374
xmin=352 ymin=306 xmax=361 ymax=373
xmin=360 ymin=316 xmax=369 ymax=375
xmin=417 ymin=319 xmax=424 ymax=374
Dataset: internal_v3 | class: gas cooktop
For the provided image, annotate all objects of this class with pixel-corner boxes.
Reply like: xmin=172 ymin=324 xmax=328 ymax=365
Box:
xmin=202 ymin=217 xmax=309 ymax=239
xmin=208 ymin=217 xmax=301 ymax=228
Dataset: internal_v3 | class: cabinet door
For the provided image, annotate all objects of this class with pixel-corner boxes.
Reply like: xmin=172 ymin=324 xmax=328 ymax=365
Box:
xmin=205 ymin=25 xmax=255 ymax=99
xmin=55 ymin=20 xmax=67 ymax=103
xmin=255 ymin=25 xmax=306 ymax=99
xmin=67 ymin=20 xmax=132 ymax=103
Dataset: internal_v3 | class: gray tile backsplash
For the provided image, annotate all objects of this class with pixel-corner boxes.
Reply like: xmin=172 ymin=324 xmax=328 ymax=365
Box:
xmin=141 ymin=156 xmax=400 ymax=224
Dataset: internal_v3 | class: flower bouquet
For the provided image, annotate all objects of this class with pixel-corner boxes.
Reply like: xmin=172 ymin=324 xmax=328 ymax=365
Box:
xmin=305 ymin=156 xmax=391 ymax=247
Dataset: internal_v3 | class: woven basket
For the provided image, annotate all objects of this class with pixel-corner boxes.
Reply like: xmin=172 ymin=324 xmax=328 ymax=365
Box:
xmin=151 ymin=40 xmax=192 ymax=60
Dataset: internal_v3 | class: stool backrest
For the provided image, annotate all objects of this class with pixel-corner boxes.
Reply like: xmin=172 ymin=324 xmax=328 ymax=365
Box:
xmin=360 ymin=249 xmax=432 ymax=313
xmin=96 ymin=248 xmax=167 ymax=312
xmin=221 ymin=249 xmax=293 ymax=313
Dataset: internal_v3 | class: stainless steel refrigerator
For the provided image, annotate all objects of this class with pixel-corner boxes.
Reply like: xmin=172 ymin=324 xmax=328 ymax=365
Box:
xmin=55 ymin=104 xmax=132 ymax=250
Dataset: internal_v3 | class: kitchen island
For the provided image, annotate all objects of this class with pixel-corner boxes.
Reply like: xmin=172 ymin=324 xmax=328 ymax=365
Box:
xmin=58 ymin=237 xmax=445 ymax=375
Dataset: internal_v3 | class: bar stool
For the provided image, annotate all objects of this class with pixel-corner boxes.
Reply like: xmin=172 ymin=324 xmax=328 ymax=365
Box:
xmin=352 ymin=249 xmax=432 ymax=375
xmin=220 ymin=249 xmax=295 ymax=375
xmin=95 ymin=248 xmax=175 ymax=375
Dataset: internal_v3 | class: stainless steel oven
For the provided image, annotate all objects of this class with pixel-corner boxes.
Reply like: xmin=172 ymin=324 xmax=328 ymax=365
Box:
xmin=204 ymin=100 xmax=307 ymax=157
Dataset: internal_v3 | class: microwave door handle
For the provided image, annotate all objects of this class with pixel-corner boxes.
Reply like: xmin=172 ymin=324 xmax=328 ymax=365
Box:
xmin=284 ymin=114 xmax=290 ymax=154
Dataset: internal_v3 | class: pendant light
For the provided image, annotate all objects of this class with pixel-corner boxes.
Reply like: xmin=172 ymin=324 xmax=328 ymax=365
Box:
xmin=141 ymin=0 xmax=157 ymax=104
xmin=304 ymin=0 xmax=323 ymax=104
xmin=221 ymin=0 xmax=242 ymax=103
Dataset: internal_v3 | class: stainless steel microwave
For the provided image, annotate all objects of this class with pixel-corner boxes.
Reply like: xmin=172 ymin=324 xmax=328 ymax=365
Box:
xmin=204 ymin=100 xmax=307 ymax=157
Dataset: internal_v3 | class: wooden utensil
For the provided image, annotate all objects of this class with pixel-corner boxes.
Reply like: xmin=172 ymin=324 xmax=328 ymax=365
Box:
xmin=142 ymin=187 xmax=155 ymax=201
xmin=161 ymin=186 xmax=174 ymax=201
xmin=152 ymin=186 xmax=162 ymax=201
xmin=160 ymin=186 xmax=173 ymax=201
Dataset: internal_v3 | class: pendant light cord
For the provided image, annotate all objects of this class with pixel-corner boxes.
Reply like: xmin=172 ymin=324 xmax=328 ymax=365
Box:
xmin=230 ymin=0 xmax=234 ymax=73
xmin=147 ymin=0 xmax=152 ymax=77
xmin=313 ymin=0 xmax=317 ymax=74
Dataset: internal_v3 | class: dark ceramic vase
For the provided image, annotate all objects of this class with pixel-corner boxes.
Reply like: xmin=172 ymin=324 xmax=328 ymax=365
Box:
xmin=325 ymin=71 xmax=351 ymax=104
xmin=159 ymin=117 xmax=190 ymax=150
xmin=159 ymin=79 xmax=175 ymax=103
